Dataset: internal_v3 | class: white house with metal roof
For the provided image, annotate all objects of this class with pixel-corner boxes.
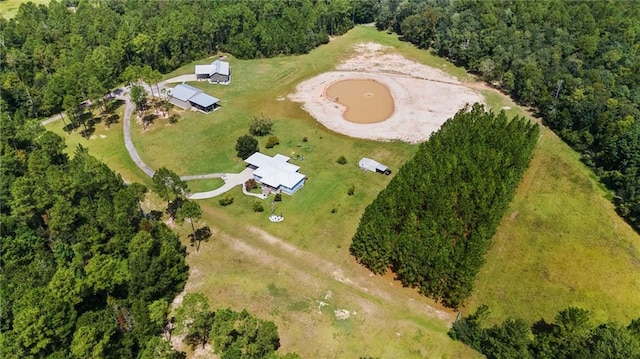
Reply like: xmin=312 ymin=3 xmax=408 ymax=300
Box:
xmin=244 ymin=152 xmax=306 ymax=195
xmin=195 ymin=59 xmax=231 ymax=84
xmin=167 ymin=84 xmax=220 ymax=113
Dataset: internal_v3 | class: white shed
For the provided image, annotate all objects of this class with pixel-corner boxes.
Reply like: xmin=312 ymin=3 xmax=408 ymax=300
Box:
xmin=359 ymin=158 xmax=391 ymax=175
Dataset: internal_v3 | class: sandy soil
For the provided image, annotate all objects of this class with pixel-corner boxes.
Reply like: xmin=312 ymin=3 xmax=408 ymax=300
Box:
xmin=289 ymin=42 xmax=485 ymax=143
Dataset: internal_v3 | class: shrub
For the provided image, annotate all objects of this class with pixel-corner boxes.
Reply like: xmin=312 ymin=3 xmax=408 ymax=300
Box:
xmin=245 ymin=178 xmax=257 ymax=191
xmin=265 ymin=136 xmax=280 ymax=149
xmin=302 ymin=136 xmax=308 ymax=142
xmin=168 ymin=114 xmax=179 ymax=124
xmin=337 ymin=156 xmax=347 ymax=164
xmin=348 ymin=185 xmax=355 ymax=196
xmin=331 ymin=208 xmax=338 ymax=214
xmin=253 ymin=201 xmax=264 ymax=212
xmin=236 ymin=135 xmax=259 ymax=159
xmin=248 ymin=115 xmax=273 ymax=136
xmin=219 ymin=194 xmax=234 ymax=206
xmin=274 ymin=193 xmax=282 ymax=202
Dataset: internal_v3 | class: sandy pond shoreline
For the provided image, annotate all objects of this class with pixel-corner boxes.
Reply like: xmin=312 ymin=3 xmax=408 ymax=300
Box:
xmin=288 ymin=42 xmax=485 ymax=143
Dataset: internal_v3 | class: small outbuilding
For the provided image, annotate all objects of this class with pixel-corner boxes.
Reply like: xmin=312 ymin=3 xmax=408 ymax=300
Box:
xmin=167 ymin=84 xmax=220 ymax=113
xmin=195 ymin=59 xmax=231 ymax=84
xmin=359 ymin=157 xmax=391 ymax=175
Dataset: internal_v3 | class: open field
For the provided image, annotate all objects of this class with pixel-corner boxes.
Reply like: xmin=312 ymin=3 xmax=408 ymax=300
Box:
xmin=45 ymin=25 xmax=640 ymax=357
xmin=45 ymin=104 xmax=152 ymax=187
xmin=467 ymin=96 xmax=640 ymax=325
xmin=0 ymin=0 xmax=49 ymax=19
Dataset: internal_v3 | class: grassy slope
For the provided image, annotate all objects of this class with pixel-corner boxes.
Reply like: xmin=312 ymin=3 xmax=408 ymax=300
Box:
xmin=0 ymin=0 xmax=50 ymax=19
xmin=44 ymin=24 xmax=640 ymax=356
xmin=467 ymin=90 xmax=640 ymax=325
xmin=45 ymin=105 xmax=152 ymax=187
xmin=48 ymin=26 xmax=480 ymax=358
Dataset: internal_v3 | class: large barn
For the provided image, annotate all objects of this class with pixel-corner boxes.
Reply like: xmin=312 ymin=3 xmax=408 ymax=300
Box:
xmin=167 ymin=84 xmax=220 ymax=113
xmin=195 ymin=59 xmax=231 ymax=84
xmin=245 ymin=152 xmax=306 ymax=195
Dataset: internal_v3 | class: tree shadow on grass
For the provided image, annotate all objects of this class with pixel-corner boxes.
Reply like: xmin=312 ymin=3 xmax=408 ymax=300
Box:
xmin=104 ymin=114 xmax=120 ymax=128
xmin=142 ymin=113 xmax=158 ymax=130
xmin=105 ymin=98 xmax=124 ymax=113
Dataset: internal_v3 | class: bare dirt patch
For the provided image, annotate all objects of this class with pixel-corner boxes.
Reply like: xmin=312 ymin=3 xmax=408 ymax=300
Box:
xmin=289 ymin=42 xmax=485 ymax=143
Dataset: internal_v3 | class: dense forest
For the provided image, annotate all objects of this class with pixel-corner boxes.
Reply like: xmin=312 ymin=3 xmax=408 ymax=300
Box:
xmin=0 ymin=1 xmax=374 ymax=357
xmin=0 ymin=112 xmax=190 ymax=357
xmin=450 ymin=306 xmax=640 ymax=359
xmin=350 ymin=105 xmax=539 ymax=308
xmin=0 ymin=0 xmax=377 ymax=119
xmin=374 ymin=0 xmax=640 ymax=232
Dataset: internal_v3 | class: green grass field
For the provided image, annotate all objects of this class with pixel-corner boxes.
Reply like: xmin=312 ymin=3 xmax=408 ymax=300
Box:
xmin=45 ymin=25 xmax=640 ymax=357
xmin=464 ymin=89 xmax=640 ymax=325
xmin=0 ymin=0 xmax=50 ymax=19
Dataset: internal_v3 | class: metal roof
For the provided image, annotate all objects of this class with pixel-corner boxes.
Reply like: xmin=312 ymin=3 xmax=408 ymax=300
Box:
xmin=169 ymin=84 xmax=219 ymax=108
xmin=169 ymin=84 xmax=201 ymax=101
xmin=194 ymin=60 xmax=230 ymax=76
xmin=359 ymin=157 xmax=388 ymax=172
xmin=245 ymin=152 xmax=305 ymax=189
xmin=215 ymin=60 xmax=230 ymax=76
xmin=189 ymin=92 xmax=219 ymax=107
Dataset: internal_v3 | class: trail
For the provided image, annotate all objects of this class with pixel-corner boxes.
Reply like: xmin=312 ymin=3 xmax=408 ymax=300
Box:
xmin=210 ymin=224 xmax=455 ymax=324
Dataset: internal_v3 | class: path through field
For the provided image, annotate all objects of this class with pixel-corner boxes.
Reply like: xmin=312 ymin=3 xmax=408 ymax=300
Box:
xmin=174 ymin=206 xmax=464 ymax=357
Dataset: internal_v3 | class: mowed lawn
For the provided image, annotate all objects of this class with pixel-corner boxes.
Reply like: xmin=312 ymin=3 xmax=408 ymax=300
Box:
xmin=44 ymin=24 xmax=640 ymax=356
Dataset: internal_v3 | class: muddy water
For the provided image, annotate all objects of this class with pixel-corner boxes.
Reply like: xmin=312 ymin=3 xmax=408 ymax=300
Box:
xmin=325 ymin=79 xmax=394 ymax=123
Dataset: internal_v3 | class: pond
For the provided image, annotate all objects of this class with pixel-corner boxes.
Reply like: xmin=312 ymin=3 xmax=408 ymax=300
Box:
xmin=325 ymin=79 xmax=395 ymax=123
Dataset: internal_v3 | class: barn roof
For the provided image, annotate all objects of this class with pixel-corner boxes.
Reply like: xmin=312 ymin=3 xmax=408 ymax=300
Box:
xmin=169 ymin=84 xmax=202 ymax=101
xmin=190 ymin=92 xmax=219 ymax=107
xmin=168 ymin=84 xmax=219 ymax=107
xmin=194 ymin=60 xmax=230 ymax=76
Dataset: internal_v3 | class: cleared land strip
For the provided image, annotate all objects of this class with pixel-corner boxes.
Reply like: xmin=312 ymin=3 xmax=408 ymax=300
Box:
xmin=233 ymin=224 xmax=454 ymax=323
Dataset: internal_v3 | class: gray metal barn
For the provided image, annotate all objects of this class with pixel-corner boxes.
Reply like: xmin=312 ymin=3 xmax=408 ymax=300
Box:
xmin=195 ymin=59 xmax=231 ymax=84
xmin=167 ymin=84 xmax=220 ymax=113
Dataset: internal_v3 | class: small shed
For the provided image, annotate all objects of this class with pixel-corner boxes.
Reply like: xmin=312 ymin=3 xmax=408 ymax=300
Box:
xmin=359 ymin=158 xmax=391 ymax=175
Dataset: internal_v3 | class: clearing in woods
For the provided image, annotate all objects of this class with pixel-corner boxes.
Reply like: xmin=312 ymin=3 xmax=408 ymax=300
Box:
xmin=44 ymin=25 xmax=640 ymax=357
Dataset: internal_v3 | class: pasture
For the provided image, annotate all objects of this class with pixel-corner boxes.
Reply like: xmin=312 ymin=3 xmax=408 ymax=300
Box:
xmin=45 ymin=25 xmax=640 ymax=357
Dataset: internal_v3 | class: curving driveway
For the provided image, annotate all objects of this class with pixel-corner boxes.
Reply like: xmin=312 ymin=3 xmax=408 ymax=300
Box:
xmin=43 ymin=76 xmax=249 ymax=200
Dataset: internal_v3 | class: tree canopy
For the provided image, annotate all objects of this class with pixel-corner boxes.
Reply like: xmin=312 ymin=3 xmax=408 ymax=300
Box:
xmin=1 ymin=0 xmax=368 ymax=120
xmin=374 ymin=0 xmax=640 ymax=232
xmin=0 ymin=111 xmax=189 ymax=358
xmin=350 ymin=104 xmax=539 ymax=308
xmin=174 ymin=293 xmax=299 ymax=358
xmin=450 ymin=306 xmax=640 ymax=359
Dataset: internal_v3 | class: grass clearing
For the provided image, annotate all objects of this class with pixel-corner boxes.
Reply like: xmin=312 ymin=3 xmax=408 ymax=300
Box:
xmin=45 ymin=24 xmax=640 ymax=356
xmin=467 ymin=89 xmax=640 ymax=325
xmin=185 ymin=178 xmax=225 ymax=193
xmin=45 ymin=104 xmax=152 ymax=187
xmin=0 ymin=0 xmax=49 ymax=19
